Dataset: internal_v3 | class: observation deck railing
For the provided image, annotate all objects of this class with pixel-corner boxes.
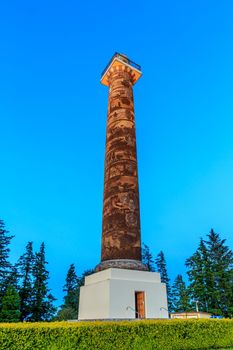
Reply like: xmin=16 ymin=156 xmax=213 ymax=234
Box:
xmin=101 ymin=52 xmax=141 ymax=78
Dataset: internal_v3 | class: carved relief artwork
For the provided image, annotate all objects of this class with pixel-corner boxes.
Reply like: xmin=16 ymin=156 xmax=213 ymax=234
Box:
xmin=101 ymin=64 xmax=142 ymax=262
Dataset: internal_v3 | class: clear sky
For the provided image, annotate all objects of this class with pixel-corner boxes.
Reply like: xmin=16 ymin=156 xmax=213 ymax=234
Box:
xmin=1 ymin=0 xmax=233 ymax=305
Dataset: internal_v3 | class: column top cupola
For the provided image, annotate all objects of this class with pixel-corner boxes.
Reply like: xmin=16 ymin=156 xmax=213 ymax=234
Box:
xmin=100 ymin=52 xmax=142 ymax=86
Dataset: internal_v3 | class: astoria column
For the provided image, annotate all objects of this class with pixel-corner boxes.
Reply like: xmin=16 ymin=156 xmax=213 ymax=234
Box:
xmin=96 ymin=53 xmax=148 ymax=272
xmin=79 ymin=54 xmax=169 ymax=320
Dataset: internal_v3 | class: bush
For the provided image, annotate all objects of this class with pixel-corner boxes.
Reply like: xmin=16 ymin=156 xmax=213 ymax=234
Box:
xmin=0 ymin=319 xmax=232 ymax=350
xmin=53 ymin=306 xmax=77 ymax=321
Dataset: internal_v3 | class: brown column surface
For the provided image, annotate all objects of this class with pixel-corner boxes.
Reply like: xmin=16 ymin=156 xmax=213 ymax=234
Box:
xmin=101 ymin=67 xmax=141 ymax=262
xmin=95 ymin=56 xmax=148 ymax=272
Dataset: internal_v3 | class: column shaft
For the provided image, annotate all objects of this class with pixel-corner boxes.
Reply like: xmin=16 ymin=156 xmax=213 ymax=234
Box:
xmin=101 ymin=68 xmax=141 ymax=262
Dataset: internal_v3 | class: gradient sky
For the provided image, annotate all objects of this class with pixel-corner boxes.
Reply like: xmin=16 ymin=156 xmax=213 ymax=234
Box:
xmin=1 ymin=0 xmax=233 ymax=305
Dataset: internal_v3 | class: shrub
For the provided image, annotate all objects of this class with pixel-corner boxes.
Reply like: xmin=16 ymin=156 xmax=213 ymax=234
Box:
xmin=0 ymin=319 xmax=232 ymax=350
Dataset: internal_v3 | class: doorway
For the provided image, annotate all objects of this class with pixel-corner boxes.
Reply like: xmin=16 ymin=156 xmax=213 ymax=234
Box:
xmin=135 ymin=291 xmax=145 ymax=319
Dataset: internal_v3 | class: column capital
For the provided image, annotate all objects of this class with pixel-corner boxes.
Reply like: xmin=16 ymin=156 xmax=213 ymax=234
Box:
xmin=101 ymin=53 xmax=142 ymax=87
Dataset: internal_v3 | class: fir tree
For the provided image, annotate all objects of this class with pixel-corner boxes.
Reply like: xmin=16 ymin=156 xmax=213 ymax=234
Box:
xmin=56 ymin=267 xmax=93 ymax=321
xmin=155 ymin=251 xmax=172 ymax=311
xmin=186 ymin=229 xmax=233 ymax=317
xmin=30 ymin=243 xmax=56 ymax=321
xmin=63 ymin=264 xmax=79 ymax=313
xmin=79 ymin=269 xmax=94 ymax=287
xmin=142 ymin=243 xmax=155 ymax=271
xmin=2 ymin=264 xmax=20 ymax=292
xmin=0 ymin=285 xmax=21 ymax=322
xmin=0 ymin=220 xmax=14 ymax=285
xmin=56 ymin=264 xmax=80 ymax=321
xmin=0 ymin=220 xmax=15 ymax=314
xmin=171 ymin=274 xmax=191 ymax=312
xmin=55 ymin=306 xmax=77 ymax=321
xmin=17 ymin=241 xmax=35 ymax=321
xmin=186 ymin=238 xmax=211 ymax=312
xmin=206 ymin=229 xmax=233 ymax=317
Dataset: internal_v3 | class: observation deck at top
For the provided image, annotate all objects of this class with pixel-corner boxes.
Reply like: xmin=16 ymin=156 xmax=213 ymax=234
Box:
xmin=100 ymin=52 xmax=142 ymax=86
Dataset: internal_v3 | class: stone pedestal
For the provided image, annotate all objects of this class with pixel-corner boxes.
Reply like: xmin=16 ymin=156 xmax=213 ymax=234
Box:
xmin=78 ymin=268 xmax=169 ymax=320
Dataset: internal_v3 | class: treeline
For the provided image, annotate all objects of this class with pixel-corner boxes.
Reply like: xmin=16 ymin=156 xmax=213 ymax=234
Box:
xmin=0 ymin=220 xmax=56 ymax=322
xmin=0 ymin=218 xmax=92 ymax=322
xmin=143 ymin=229 xmax=233 ymax=317
xmin=0 ymin=217 xmax=233 ymax=321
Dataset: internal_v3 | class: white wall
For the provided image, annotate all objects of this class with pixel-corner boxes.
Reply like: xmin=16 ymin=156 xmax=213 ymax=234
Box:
xmin=78 ymin=268 xmax=169 ymax=320
xmin=79 ymin=279 xmax=110 ymax=320
xmin=109 ymin=278 xmax=168 ymax=319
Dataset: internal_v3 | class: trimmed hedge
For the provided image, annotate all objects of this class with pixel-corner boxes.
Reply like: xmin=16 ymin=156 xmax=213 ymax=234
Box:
xmin=0 ymin=319 xmax=233 ymax=350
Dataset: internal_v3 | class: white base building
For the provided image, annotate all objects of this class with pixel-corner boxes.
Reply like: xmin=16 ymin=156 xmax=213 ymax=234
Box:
xmin=78 ymin=268 xmax=168 ymax=320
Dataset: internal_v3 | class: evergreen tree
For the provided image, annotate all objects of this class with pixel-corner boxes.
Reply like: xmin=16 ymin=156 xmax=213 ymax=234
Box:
xmin=54 ymin=306 xmax=77 ymax=321
xmin=17 ymin=241 xmax=35 ymax=321
xmin=0 ymin=220 xmax=14 ymax=286
xmin=155 ymin=251 xmax=172 ymax=311
xmin=79 ymin=269 xmax=94 ymax=287
xmin=142 ymin=243 xmax=155 ymax=271
xmin=55 ymin=264 xmax=80 ymax=321
xmin=2 ymin=264 xmax=20 ymax=293
xmin=186 ymin=229 xmax=233 ymax=317
xmin=171 ymin=274 xmax=191 ymax=312
xmin=62 ymin=264 xmax=79 ymax=316
xmin=30 ymin=243 xmax=56 ymax=321
xmin=56 ymin=267 xmax=93 ymax=321
xmin=0 ymin=220 xmax=15 ymax=315
xmin=186 ymin=238 xmax=210 ymax=312
xmin=0 ymin=285 xmax=21 ymax=322
xmin=206 ymin=229 xmax=233 ymax=316
xmin=63 ymin=264 xmax=79 ymax=311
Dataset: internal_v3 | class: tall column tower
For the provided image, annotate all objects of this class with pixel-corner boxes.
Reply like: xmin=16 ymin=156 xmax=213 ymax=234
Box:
xmin=78 ymin=54 xmax=168 ymax=320
xmin=96 ymin=53 xmax=147 ymax=271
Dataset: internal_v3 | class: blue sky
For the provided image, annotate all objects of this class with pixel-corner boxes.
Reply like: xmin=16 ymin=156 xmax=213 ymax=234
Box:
xmin=1 ymin=0 xmax=233 ymax=304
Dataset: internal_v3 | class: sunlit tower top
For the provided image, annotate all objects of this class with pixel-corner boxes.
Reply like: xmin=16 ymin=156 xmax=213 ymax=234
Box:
xmin=100 ymin=52 xmax=142 ymax=86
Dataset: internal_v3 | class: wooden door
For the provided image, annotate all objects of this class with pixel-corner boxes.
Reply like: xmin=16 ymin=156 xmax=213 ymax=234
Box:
xmin=135 ymin=291 xmax=145 ymax=319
